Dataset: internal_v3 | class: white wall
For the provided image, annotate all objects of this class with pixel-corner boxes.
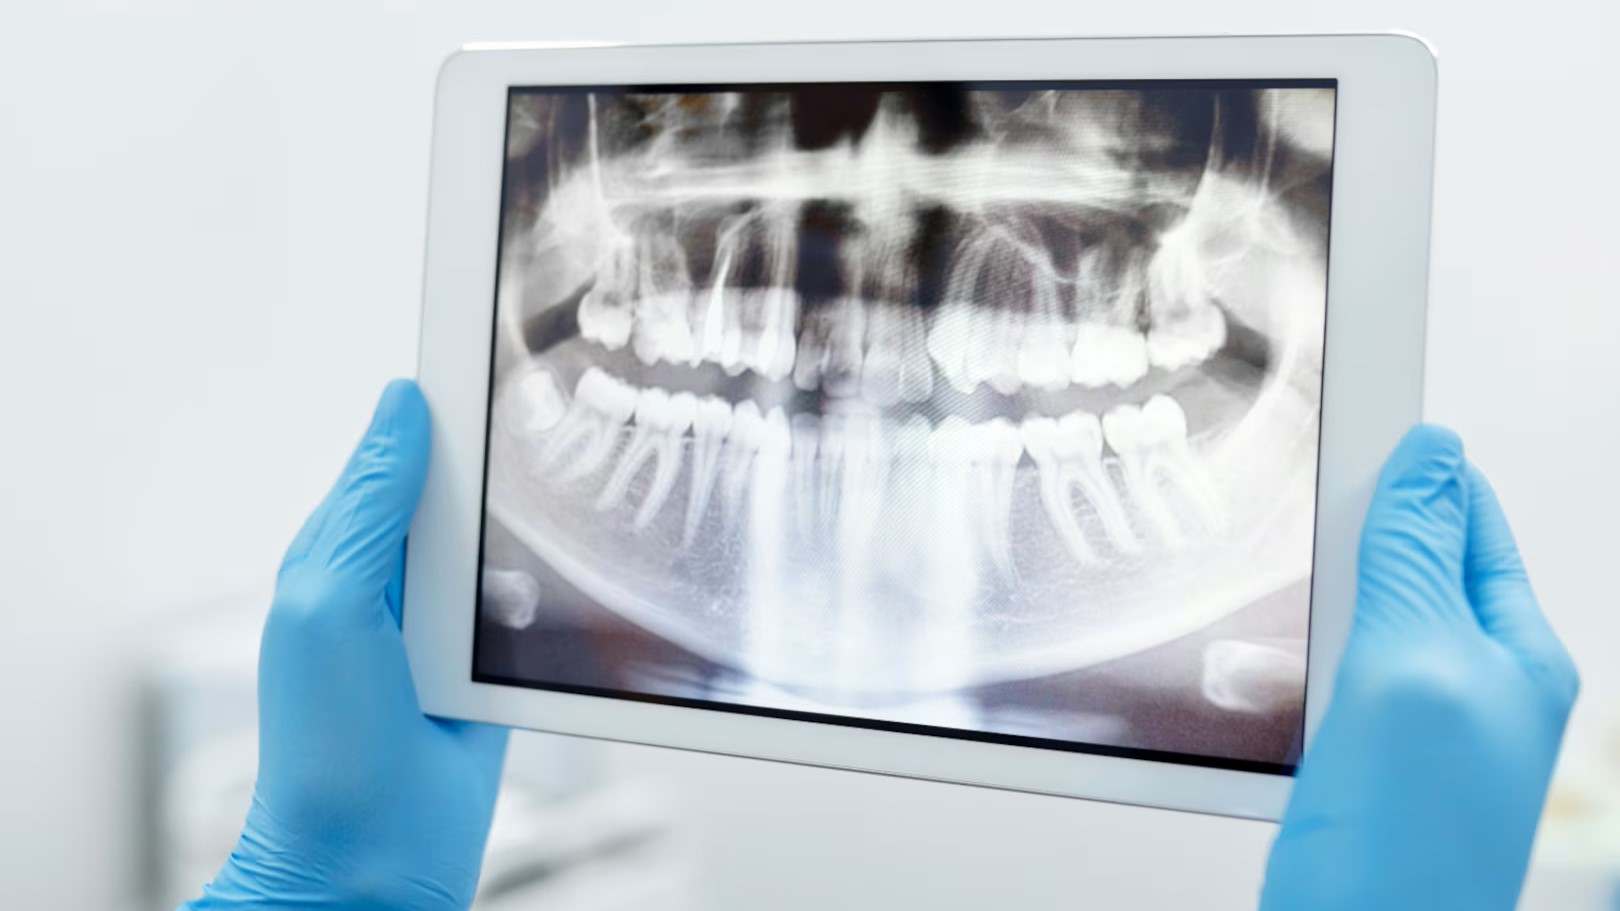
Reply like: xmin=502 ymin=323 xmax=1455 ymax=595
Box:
xmin=2 ymin=2 xmax=1616 ymax=909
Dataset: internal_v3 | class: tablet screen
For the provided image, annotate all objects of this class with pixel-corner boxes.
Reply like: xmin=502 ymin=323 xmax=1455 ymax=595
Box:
xmin=476 ymin=80 xmax=1334 ymax=774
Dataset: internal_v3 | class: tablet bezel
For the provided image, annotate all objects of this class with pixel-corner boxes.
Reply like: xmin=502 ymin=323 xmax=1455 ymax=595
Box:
xmin=403 ymin=34 xmax=1435 ymax=820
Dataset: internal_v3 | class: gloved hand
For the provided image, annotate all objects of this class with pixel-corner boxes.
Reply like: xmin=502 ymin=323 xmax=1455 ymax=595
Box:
xmin=1261 ymin=425 xmax=1578 ymax=911
xmin=182 ymin=380 xmax=509 ymax=911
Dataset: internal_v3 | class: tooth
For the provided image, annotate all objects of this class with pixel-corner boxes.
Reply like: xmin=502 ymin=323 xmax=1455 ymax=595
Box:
xmin=859 ymin=305 xmax=904 ymax=407
xmin=578 ymin=289 xmax=634 ymax=351
xmin=1017 ymin=313 xmax=1072 ymax=390
xmin=833 ymin=412 xmax=887 ymax=555
xmin=632 ymin=291 xmax=696 ymax=366
xmin=1021 ymin=412 xmax=1141 ymax=564
xmin=505 ymin=366 xmax=568 ymax=435
xmin=595 ymin=388 xmax=696 ymax=530
xmin=896 ymin=312 xmax=935 ymax=403
xmin=791 ymin=413 xmax=820 ymax=536
xmin=976 ymin=418 xmax=1024 ymax=578
xmin=792 ymin=308 xmax=830 ymax=392
xmin=1069 ymin=323 xmax=1150 ymax=388
xmin=1202 ymin=639 xmax=1307 ymax=714
xmin=757 ymin=288 xmax=799 ymax=381
xmin=1103 ymin=394 xmax=1225 ymax=546
xmin=692 ymin=272 xmax=733 ymax=369
xmin=926 ymin=300 xmax=979 ymax=395
xmin=682 ymin=395 xmax=733 ymax=545
xmin=543 ymin=368 xmax=636 ymax=483
xmin=1145 ymin=225 xmax=1227 ymax=371
xmin=822 ymin=299 xmax=866 ymax=398
xmin=720 ymin=400 xmax=765 ymax=531
xmin=578 ymin=240 xmax=635 ymax=351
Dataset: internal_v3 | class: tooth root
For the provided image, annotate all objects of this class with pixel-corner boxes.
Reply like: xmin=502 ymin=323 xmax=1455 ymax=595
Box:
xmin=633 ymin=392 xmax=695 ymax=530
xmin=546 ymin=368 xmax=635 ymax=482
xmin=720 ymin=400 xmax=765 ymax=532
xmin=859 ymin=305 xmax=904 ymax=407
xmin=759 ymin=288 xmax=799 ymax=381
xmin=683 ymin=396 xmax=733 ymax=545
xmin=791 ymin=414 xmax=820 ymax=536
xmin=1021 ymin=412 xmax=1141 ymax=564
xmin=595 ymin=387 xmax=666 ymax=513
xmin=978 ymin=418 xmax=1023 ymax=578
xmin=1108 ymin=394 xmax=1226 ymax=541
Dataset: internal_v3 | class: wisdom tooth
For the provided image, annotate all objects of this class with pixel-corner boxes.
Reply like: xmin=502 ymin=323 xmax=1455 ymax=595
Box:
xmin=544 ymin=368 xmax=637 ymax=483
xmin=1022 ymin=412 xmax=1141 ymax=564
xmin=632 ymin=291 xmax=696 ymax=366
xmin=682 ymin=395 xmax=733 ymax=545
xmin=595 ymin=388 xmax=696 ymax=530
xmin=1145 ymin=225 xmax=1227 ymax=370
xmin=1102 ymin=394 xmax=1225 ymax=547
xmin=507 ymin=366 xmax=568 ymax=435
xmin=578 ymin=288 xmax=634 ymax=351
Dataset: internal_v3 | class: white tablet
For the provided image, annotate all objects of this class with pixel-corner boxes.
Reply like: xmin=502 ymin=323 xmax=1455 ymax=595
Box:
xmin=404 ymin=34 xmax=1436 ymax=820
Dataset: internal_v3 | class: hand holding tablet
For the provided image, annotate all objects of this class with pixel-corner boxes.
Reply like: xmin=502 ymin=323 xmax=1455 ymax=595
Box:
xmin=405 ymin=34 xmax=1439 ymax=818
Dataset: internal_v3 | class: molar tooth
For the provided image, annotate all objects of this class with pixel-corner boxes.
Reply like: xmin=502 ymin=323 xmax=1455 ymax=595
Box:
xmin=1145 ymin=225 xmax=1227 ymax=370
xmin=682 ymin=395 xmax=733 ymax=545
xmin=1021 ymin=412 xmax=1141 ymax=565
xmin=632 ymin=291 xmax=696 ymax=366
xmin=720 ymin=400 xmax=765 ymax=532
xmin=926 ymin=300 xmax=980 ymax=395
xmin=505 ymin=366 xmax=568 ymax=436
xmin=545 ymin=368 xmax=636 ymax=482
xmin=821 ymin=299 xmax=867 ymax=398
xmin=1102 ymin=394 xmax=1225 ymax=546
xmin=594 ymin=388 xmax=696 ymax=530
xmin=1017 ymin=313 xmax=1072 ymax=390
xmin=966 ymin=306 xmax=1021 ymax=395
xmin=1069 ymin=323 xmax=1150 ymax=389
xmin=758 ymin=288 xmax=799 ymax=381
xmin=578 ymin=288 xmax=634 ymax=351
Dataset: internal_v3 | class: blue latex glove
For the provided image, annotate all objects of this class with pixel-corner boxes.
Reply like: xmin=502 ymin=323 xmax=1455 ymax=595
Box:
xmin=1262 ymin=425 xmax=1578 ymax=911
xmin=182 ymin=380 xmax=509 ymax=911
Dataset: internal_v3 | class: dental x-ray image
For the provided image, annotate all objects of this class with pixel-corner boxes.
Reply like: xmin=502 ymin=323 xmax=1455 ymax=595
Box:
xmin=476 ymin=81 xmax=1335 ymax=771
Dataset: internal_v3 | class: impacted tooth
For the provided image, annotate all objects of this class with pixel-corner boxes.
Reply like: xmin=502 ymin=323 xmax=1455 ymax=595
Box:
xmin=508 ymin=366 xmax=568 ymax=435
xmin=1102 ymin=394 xmax=1225 ymax=546
xmin=633 ymin=291 xmax=696 ymax=366
xmin=683 ymin=395 xmax=733 ymax=545
xmin=578 ymin=289 xmax=633 ymax=351
xmin=1147 ymin=305 xmax=1227 ymax=371
xmin=1021 ymin=412 xmax=1141 ymax=565
xmin=1069 ymin=323 xmax=1150 ymax=389
xmin=546 ymin=368 xmax=636 ymax=482
xmin=1145 ymin=225 xmax=1227 ymax=370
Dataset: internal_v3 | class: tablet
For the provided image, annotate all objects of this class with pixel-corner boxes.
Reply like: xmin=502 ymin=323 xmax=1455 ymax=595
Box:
xmin=404 ymin=35 xmax=1436 ymax=820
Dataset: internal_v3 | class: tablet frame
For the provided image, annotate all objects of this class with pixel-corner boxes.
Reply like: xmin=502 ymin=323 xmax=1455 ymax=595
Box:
xmin=403 ymin=34 xmax=1436 ymax=821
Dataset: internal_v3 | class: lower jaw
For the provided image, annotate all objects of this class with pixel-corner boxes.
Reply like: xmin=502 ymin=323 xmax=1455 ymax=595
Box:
xmin=490 ymin=253 xmax=1324 ymax=704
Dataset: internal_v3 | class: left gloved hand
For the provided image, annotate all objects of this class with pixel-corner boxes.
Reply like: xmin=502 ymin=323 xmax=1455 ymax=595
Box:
xmin=182 ymin=380 xmax=509 ymax=911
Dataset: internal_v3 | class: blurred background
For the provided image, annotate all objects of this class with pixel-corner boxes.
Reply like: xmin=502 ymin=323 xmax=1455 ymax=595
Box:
xmin=2 ymin=2 xmax=1617 ymax=909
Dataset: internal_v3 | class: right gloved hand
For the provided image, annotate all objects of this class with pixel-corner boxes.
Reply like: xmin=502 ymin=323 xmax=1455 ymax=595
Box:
xmin=1261 ymin=425 xmax=1579 ymax=911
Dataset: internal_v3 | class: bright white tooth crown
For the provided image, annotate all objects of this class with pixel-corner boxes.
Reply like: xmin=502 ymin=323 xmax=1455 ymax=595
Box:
xmin=631 ymin=291 xmax=696 ymax=366
xmin=578 ymin=289 xmax=633 ymax=351
xmin=926 ymin=300 xmax=980 ymax=395
xmin=546 ymin=368 xmax=636 ymax=482
xmin=1017 ymin=313 xmax=1072 ymax=390
xmin=1069 ymin=324 xmax=1150 ymax=388
xmin=759 ymin=288 xmax=799 ymax=381
xmin=1147 ymin=305 xmax=1227 ymax=371
xmin=510 ymin=367 xmax=568 ymax=435
xmin=1145 ymin=225 xmax=1227 ymax=370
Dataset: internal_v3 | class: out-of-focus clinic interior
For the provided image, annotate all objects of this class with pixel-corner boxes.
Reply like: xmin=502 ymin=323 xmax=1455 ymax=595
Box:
xmin=2 ymin=3 xmax=1617 ymax=909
